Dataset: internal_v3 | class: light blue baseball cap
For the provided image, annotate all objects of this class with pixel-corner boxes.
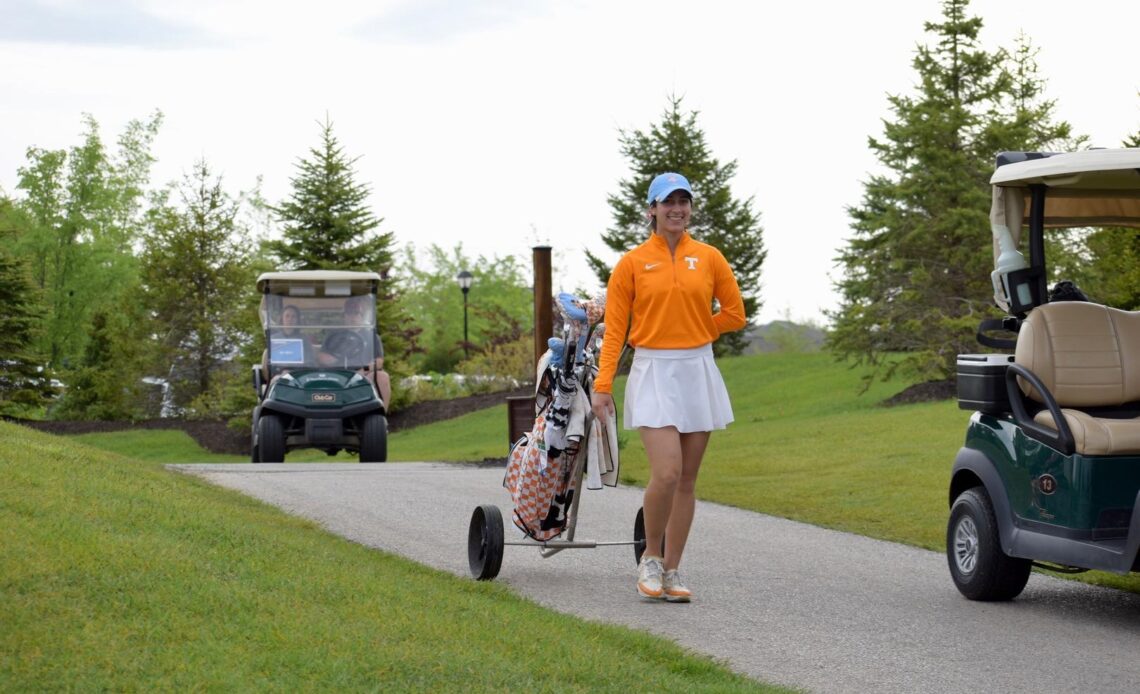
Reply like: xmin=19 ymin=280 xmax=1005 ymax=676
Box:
xmin=646 ymin=172 xmax=693 ymax=204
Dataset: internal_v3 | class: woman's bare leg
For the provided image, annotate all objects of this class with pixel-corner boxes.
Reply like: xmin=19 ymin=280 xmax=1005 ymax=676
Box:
xmin=639 ymin=426 xmax=682 ymax=561
xmin=662 ymin=431 xmax=710 ymax=570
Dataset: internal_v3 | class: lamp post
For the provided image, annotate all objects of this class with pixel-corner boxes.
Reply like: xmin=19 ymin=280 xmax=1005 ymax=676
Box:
xmin=456 ymin=270 xmax=473 ymax=360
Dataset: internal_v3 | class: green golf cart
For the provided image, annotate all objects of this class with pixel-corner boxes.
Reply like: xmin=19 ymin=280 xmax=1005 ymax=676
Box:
xmin=949 ymin=148 xmax=1140 ymax=600
xmin=250 ymin=270 xmax=388 ymax=463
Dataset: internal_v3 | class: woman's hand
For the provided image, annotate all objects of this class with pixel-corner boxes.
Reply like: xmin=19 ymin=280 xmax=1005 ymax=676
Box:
xmin=591 ymin=391 xmax=615 ymax=421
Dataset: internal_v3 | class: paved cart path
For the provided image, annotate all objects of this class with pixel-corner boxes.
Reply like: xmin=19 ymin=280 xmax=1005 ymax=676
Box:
xmin=172 ymin=463 xmax=1140 ymax=694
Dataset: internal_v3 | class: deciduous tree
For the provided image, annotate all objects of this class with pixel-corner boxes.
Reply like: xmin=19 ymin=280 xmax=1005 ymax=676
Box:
xmin=12 ymin=112 xmax=161 ymax=369
xmin=399 ymin=244 xmax=531 ymax=375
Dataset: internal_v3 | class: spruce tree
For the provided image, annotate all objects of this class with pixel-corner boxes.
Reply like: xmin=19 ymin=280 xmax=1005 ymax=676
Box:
xmin=141 ymin=160 xmax=255 ymax=409
xmin=269 ymin=116 xmax=415 ymax=403
xmin=51 ymin=305 xmax=148 ymax=420
xmin=1126 ymin=122 xmax=1140 ymax=149
xmin=269 ymin=117 xmax=391 ymax=272
xmin=0 ymin=203 xmax=53 ymax=416
xmin=827 ymin=0 xmax=1075 ymax=384
xmin=590 ymin=96 xmax=766 ymax=355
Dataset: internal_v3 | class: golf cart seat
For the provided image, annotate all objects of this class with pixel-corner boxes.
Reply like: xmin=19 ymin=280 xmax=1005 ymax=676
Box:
xmin=1016 ymin=301 xmax=1140 ymax=455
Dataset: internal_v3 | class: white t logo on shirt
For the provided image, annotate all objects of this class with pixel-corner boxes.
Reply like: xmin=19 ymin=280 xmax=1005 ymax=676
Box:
xmin=684 ymin=256 xmax=698 ymax=270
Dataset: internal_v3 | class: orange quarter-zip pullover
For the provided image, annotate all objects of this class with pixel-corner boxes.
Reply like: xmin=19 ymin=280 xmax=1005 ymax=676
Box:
xmin=594 ymin=231 xmax=746 ymax=393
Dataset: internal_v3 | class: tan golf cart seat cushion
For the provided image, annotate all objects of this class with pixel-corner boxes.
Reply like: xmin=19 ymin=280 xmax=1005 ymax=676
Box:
xmin=1015 ymin=302 xmax=1140 ymax=454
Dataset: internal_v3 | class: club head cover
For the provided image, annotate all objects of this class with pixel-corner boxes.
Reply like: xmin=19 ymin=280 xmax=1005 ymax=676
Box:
xmin=547 ymin=337 xmax=566 ymax=368
xmin=558 ymin=292 xmax=587 ymax=322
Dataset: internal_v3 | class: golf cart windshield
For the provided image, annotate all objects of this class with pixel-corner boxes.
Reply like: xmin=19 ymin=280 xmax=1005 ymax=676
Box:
xmin=257 ymin=272 xmax=381 ymax=372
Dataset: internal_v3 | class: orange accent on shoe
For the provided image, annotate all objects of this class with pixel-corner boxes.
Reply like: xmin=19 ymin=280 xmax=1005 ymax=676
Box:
xmin=638 ymin=582 xmax=664 ymax=598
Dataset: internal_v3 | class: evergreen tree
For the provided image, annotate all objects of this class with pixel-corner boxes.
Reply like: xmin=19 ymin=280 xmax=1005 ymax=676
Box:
xmin=589 ymin=96 xmax=766 ymax=355
xmin=1126 ymin=123 xmax=1140 ymax=149
xmin=141 ymin=160 xmax=255 ymax=410
xmin=269 ymin=116 xmax=416 ymax=392
xmin=0 ymin=204 xmax=53 ymax=416
xmin=50 ymin=302 xmax=149 ymax=420
xmin=269 ymin=116 xmax=392 ymax=272
xmin=827 ymin=0 xmax=1076 ymax=384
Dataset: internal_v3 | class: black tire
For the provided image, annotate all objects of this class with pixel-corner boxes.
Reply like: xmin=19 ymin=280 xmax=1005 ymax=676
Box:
xmin=634 ymin=506 xmax=646 ymax=564
xmin=468 ymin=504 xmax=504 ymax=580
xmin=947 ymin=487 xmax=1032 ymax=601
xmin=359 ymin=413 xmax=388 ymax=463
xmin=257 ymin=414 xmax=286 ymax=463
xmin=633 ymin=507 xmax=665 ymax=565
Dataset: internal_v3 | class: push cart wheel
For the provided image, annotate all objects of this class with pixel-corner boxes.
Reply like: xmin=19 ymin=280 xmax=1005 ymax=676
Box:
xmin=468 ymin=504 xmax=504 ymax=580
xmin=634 ymin=506 xmax=647 ymax=564
xmin=633 ymin=506 xmax=664 ymax=565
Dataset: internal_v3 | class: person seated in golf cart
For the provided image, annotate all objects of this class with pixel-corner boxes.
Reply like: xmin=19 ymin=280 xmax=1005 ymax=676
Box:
xmin=268 ymin=304 xmax=314 ymax=367
xmin=264 ymin=303 xmax=316 ymax=380
xmin=317 ymin=294 xmax=391 ymax=406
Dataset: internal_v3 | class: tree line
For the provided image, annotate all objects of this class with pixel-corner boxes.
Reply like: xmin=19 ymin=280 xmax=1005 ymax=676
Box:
xmin=0 ymin=99 xmax=762 ymax=421
xmin=0 ymin=115 xmax=546 ymax=420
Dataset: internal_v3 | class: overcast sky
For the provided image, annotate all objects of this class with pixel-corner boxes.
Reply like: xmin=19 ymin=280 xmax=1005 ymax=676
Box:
xmin=1 ymin=0 xmax=1137 ymax=325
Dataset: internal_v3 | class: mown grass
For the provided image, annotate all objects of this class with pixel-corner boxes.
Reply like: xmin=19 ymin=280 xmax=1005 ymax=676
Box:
xmin=0 ymin=421 xmax=785 ymax=692
xmin=71 ymin=429 xmax=358 ymax=463
xmin=72 ymin=429 xmax=246 ymax=463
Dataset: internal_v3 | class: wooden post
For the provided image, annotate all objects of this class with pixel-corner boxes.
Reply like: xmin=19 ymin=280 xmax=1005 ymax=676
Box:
xmin=533 ymin=245 xmax=552 ymax=374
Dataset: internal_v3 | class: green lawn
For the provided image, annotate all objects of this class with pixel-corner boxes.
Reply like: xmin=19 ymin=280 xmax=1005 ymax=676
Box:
xmin=0 ymin=421 xmax=785 ymax=692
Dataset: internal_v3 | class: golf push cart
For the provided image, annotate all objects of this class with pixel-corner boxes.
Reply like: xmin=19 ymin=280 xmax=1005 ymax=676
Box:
xmin=950 ymin=148 xmax=1140 ymax=600
xmin=250 ymin=271 xmax=388 ymax=463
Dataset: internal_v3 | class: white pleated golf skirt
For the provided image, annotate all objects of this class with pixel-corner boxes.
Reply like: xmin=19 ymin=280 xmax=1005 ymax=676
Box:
xmin=623 ymin=344 xmax=734 ymax=432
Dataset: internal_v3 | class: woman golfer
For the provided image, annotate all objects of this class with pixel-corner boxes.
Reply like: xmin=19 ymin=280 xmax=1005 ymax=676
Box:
xmin=591 ymin=172 xmax=746 ymax=602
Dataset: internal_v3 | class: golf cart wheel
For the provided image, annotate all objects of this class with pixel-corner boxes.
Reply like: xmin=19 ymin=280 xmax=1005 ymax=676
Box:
xmin=257 ymin=414 xmax=286 ymax=463
xmin=633 ymin=507 xmax=665 ymax=565
xmin=947 ymin=487 xmax=1031 ymax=601
xmin=468 ymin=504 xmax=504 ymax=580
xmin=359 ymin=413 xmax=388 ymax=463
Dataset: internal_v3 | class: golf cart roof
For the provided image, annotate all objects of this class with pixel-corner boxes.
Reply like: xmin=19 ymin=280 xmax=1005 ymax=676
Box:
xmin=991 ymin=149 xmax=1140 ymax=229
xmin=992 ymin=149 xmax=1140 ymax=187
xmin=256 ymin=270 xmax=381 ymax=296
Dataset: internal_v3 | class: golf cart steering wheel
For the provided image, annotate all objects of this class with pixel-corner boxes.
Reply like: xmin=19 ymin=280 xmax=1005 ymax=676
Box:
xmin=322 ymin=331 xmax=366 ymax=363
